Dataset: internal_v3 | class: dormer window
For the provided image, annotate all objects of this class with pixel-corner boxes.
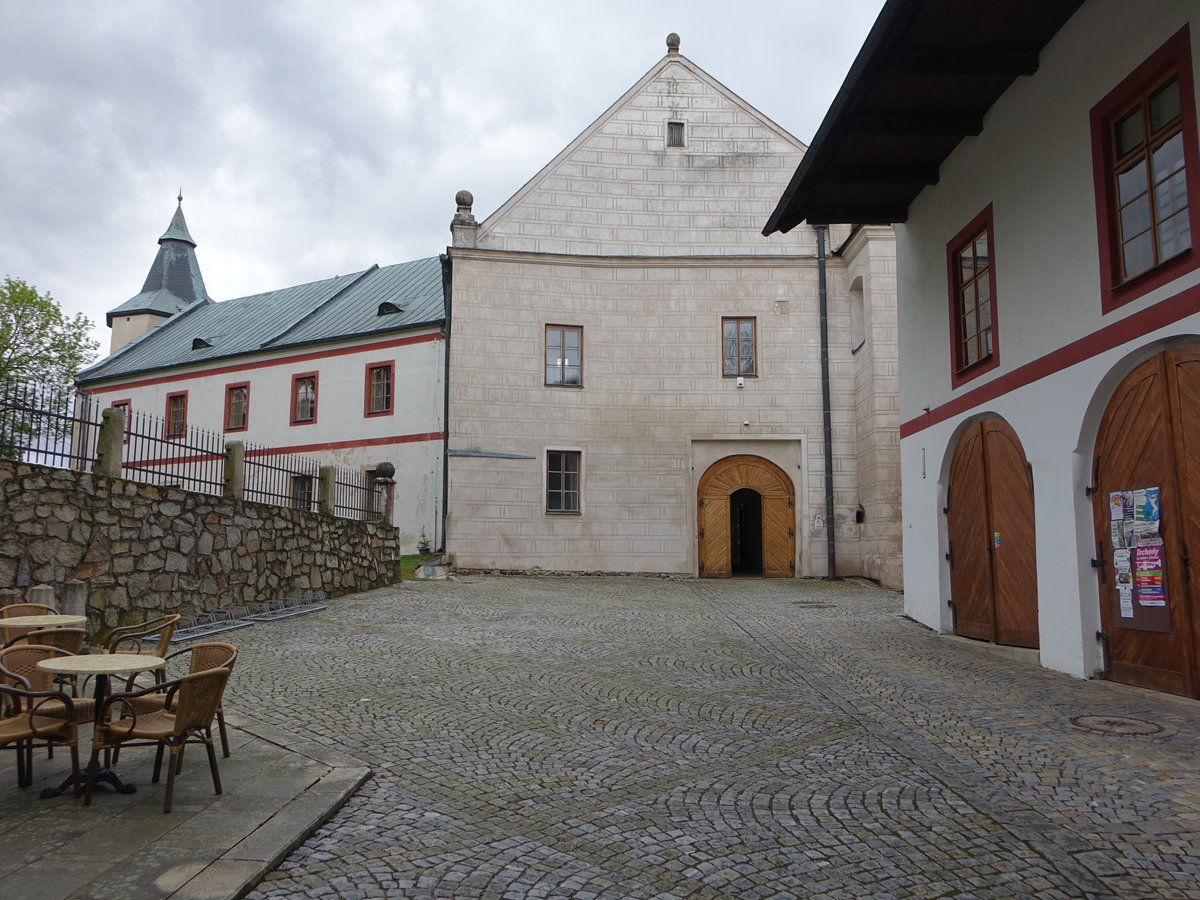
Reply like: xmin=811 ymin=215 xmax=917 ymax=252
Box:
xmin=667 ymin=120 xmax=685 ymax=148
xmin=377 ymin=301 xmax=404 ymax=316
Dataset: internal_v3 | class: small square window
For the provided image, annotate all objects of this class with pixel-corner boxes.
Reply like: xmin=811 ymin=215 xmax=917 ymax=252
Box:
xmin=667 ymin=120 xmax=685 ymax=148
xmin=291 ymin=474 xmax=314 ymax=511
xmin=546 ymin=325 xmax=583 ymax=387
xmin=224 ymin=383 xmax=249 ymax=432
xmin=364 ymin=363 xmax=394 ymax=416
xmin=547 ymin=450 xmax=581 ymax=514
xmin=291 ymin=373 xmax=317 ymax=425
xmin=721 ymin=317 xmax=757 ymax=376
xmin=164 ymin=392 xmax=187 ymax=439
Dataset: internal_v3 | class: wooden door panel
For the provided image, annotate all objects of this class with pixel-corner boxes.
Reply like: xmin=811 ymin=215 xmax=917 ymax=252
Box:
xmin=1168 ymin=348 xmax=1200 ymax=694
xmin=1093 ymin=354 xmax=1191 ymax=695
xmin=947 ymin=423 xmax=995 ymax=641
xmin=984 ymin=420 xmax=1040 ymax=648
xmin=762 ymin=496 xmax=794 ymax=578
xmin=699 ymin=496 xmax=731 ymax=578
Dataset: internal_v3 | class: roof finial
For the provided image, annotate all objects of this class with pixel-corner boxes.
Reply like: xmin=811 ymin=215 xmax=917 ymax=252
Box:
xmin=177 ymin=187 xmax=183 ymax=204
xmin=666 ymin=33 xmax=680 ymax=55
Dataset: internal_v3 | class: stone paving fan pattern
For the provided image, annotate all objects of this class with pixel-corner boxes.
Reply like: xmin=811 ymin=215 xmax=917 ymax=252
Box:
xmin=225 ymin=576 xmax=1200 ymax=899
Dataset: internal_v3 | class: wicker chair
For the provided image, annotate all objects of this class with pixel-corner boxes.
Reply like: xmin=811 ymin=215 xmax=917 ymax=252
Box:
xmin=115 ymin=642 xmax=237 ymax=760
xmin=0 ymin=683 xmax=80 ymax=793
xmin=1 ymin=602 xmax=58 ymax=645
xmin=103 ymin=614 xmax=181 ymax=657
xmin=86 ymin=666 xmax=231 ymax=812
xmin=0 ymin=645 xmax=96 ymax=723
xmin=3 ymin=627 xmax=87 ymax=653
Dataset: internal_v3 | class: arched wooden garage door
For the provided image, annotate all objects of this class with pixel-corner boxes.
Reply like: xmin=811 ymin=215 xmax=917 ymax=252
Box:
xmin=698 ymin=455 xmax=795 ymax=578
xmin=945 ymin=418 xmax=1039 ymax=648
xmin=1092 ymin=346 xmax=1200 ymax=697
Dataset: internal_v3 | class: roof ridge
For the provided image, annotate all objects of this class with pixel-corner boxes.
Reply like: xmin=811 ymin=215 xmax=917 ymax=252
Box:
xmin=259 ymin=264 xmax=379 ymax=348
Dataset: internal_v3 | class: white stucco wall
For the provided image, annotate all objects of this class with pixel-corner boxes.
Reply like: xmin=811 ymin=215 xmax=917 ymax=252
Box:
xmin=897 ymin=0 xmax=1200 ymax=677
xmin=81 ymin=329 xmax=446 ymax=553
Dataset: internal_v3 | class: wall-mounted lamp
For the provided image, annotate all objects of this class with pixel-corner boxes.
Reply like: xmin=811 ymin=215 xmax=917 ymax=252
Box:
xmin=736 ymin=376 xmax=744 ymax=388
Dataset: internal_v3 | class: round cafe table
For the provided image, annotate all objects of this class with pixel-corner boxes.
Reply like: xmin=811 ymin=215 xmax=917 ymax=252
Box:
xmin=35 ymin=653 xmax=166 ymax=799
xmin=0 ymin=614 xmax=87 ymax=628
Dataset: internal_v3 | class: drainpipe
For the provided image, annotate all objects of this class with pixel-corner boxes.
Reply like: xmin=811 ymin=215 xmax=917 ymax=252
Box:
xmin=439 ymin=253 xmax=452 ymax=553
xmin=817 ymin=224 xmax=837 ymax=579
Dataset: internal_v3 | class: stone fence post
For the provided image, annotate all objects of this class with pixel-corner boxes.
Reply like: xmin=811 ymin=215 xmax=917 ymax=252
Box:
xmin=318 ymin=466 xmax=336 ymax=516
xmin=94 ymin=406 xmax=125 ymax=477
xmin=224 ymin=441 xmax=245 ymax=501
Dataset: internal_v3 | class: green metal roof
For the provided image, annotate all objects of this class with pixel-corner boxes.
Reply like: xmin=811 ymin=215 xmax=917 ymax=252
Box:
xmin=106 ymin=201 xmax=210 ymax=325
xmin=79 ymin=255 xmax=447 ymax=386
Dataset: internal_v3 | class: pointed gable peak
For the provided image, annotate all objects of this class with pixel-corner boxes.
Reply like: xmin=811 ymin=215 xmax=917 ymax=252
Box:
xmin=159 ymin=194 xmax=197 ymax=247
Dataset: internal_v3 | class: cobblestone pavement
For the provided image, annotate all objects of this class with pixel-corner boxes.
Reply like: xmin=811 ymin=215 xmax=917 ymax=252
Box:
xmin=229 ymin=576 xmax=1200 ymax=900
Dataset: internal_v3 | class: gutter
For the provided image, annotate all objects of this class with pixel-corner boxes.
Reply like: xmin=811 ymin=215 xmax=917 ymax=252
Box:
xmin=817 ymin=225 xmax=837 ymax=579
xmin=439 ymin=253 xmax=452 ymax=554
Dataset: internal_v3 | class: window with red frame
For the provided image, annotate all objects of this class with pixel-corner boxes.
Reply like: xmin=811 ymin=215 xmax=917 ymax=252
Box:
xmin=947 ymin=205 xmax=999 ymax=386
xmin=165 ymin=392 xmax=187 ymax=438
xmin=224 ymin=383 xmax=249 ymax=432
xmin=291 ymin=373 xmax=317 ymax=425
xmin=364 ymin=363 xmax=394 ymax=416
xmin=1091 ymin=27 xmax=1198 ymax=309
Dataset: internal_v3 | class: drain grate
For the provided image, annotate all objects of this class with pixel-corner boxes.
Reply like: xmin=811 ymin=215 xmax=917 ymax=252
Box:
xmin=1070 ymin=714 xmax=1164 ymax=736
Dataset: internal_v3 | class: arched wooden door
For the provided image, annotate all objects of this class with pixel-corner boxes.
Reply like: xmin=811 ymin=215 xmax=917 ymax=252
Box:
xmin=698 ymin=455 xmax=795 ymax=578
xmin=945 ymin=418 xmax=1039 ymax=648
xmin=1092 ymin=346 xmax=1200 ymax=697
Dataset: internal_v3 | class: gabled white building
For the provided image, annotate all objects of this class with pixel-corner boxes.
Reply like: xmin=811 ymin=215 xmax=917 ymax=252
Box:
xmin=446 ymin=35 xmax=902 ymax=585
xmin=767 ymin=0 xmax=1200 ymax=696
xmin=76 ymin=202 xmax=448 ymax=553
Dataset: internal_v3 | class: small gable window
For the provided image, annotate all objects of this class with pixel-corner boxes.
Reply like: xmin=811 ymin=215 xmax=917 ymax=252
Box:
xmin=667 ymin=120 xmax=686 ymax=148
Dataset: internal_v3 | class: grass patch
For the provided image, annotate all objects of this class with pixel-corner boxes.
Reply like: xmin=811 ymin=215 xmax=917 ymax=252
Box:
xmin=398 ymin=553 xmax=434 ymax=579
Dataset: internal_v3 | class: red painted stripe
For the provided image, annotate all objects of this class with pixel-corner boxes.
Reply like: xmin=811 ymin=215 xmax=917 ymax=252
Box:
xmin=87 ymin=331 xmax=443 ymax=394
xmin=242 ymin=432 xmax=445 ymax=456
xmin=900 ymin=281 xmax=1200 ymax=438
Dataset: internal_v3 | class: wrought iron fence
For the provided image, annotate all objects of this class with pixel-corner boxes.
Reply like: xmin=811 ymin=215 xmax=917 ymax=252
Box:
xmin=333 ymin=465 xmax=382 ymax=520
xmin=4 ymin=387 xmax=385 ymax=521
xmin=0 ymin=382 xmax=103 ymax=470
xmin=121 ymin=407 xmax=227 ymax=495
xmin=243 ymin=442 xmax=323 ymax=511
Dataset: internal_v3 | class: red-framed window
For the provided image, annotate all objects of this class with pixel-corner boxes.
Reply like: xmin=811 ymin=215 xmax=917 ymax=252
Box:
xmin=224 ymin=382 xmax=250 ymax=432
xmin=546 ymin=450 xmax=581 ymax=514
xmin=164 ymin=391 xmax=188 ymax=439
xmin=290 ymin=372 xmax=318 ymax=425
xmin=110 ymin=399 xmax=131 ymax=444
xmin=947 ymin=205 xmax=1000 ymax=388
xmin=1091 ymin=26 xmax=1199 ymax=311
xmin=363 ymin=362 xmax=394 ymax=417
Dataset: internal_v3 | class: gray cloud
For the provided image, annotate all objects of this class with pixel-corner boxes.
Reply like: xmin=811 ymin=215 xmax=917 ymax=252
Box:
xmin=0 ymin=0 xmax=884 ymax=355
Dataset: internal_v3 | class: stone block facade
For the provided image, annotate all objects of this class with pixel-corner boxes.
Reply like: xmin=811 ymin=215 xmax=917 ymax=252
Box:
xmin=0 ymin=459 xmax=400 ymax=631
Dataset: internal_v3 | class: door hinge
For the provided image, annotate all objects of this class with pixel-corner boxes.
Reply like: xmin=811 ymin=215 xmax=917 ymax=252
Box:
xmin=789 ymin=560 xmax=796 ymax=572
xmin=1183 ymin=547 xmax=1191 ymax=580
xmin=944 ymin=541 xmax=953 ymax=568
xmin=698 ymin=529 xmax=704 ymax=539
xmin=698 ymin=498 xmax=705 ymax=508
xmin=788 ymin=527 xmax=794 ymax=538
xmin=1085 ymin=454 xmax=1101 ymax=496
xmin=1091 ymin=541 xmax=1106 ymax=584
xmin=698 ymin=562 xmax=704 ymax=573
xmin=787 ymin=497 xmax=794 ymax=509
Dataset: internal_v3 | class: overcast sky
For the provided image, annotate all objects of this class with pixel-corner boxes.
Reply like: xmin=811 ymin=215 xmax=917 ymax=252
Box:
xmin=1 ymin=1 xmax=884 ymax=359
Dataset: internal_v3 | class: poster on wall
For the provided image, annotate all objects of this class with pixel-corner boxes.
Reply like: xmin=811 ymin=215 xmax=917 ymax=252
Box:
xmin=1107 ymin=485 xmax=1171 ymax=633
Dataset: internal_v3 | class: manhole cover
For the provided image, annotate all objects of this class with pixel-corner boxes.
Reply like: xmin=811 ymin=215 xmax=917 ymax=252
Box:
xmin=1070 ymin=714 xmax=1164 ymax=736
xmin=792 ymin=602 xmax=835 ymax=609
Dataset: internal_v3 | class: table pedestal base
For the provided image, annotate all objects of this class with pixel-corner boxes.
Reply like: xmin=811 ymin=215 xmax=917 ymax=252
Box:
xmin=40 ymin=765 xmax=137 ymax=799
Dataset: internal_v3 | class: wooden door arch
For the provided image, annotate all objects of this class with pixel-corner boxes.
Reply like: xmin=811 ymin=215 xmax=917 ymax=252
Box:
xmin=1092 ymin=345 xmax=1200 ymax=697
xmin=698 ymin=455 xmax=795 ymax=578
xmin=945 ymin=417 xmax=1040 ymax=648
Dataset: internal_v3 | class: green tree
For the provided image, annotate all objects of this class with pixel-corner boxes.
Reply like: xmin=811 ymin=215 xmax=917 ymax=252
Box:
xmin=0 ymin=276 xmax=98 ymax=390
xmin=1 ymin=277 xmax=99 ymax=459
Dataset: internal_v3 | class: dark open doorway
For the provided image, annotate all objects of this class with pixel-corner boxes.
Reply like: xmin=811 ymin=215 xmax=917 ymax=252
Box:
xmin=730 ymin=488 xmax=763 ymax=576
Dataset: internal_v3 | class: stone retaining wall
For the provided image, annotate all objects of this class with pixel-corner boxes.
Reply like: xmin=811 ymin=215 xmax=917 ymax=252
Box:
xmin=0 ymin=459 xmax=400 ymax=630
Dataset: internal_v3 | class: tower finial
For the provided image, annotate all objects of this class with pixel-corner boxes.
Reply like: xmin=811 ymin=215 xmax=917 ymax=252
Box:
xmin=666 ymin=33 xmax=680 ymax=55
xmin=177 ymin=187 xmax=183 ymax=204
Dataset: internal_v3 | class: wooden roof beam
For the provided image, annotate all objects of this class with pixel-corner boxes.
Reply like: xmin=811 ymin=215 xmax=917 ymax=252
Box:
xmin=827 ymin=165 xmax=941 ymax=186
xmin=855 ymin=114 xmax=983 ymax=137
